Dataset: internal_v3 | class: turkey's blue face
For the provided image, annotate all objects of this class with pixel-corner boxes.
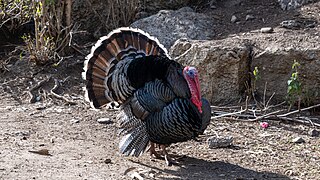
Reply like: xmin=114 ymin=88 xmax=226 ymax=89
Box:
xmin=183 ymin=66 xmax=202 ymax=113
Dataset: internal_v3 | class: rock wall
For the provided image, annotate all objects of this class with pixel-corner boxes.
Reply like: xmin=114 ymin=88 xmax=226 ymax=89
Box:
xmin=131 ymin=5 xmax=320 ymax=105
xmin=170 ymin=39 xmax=251 ymax=104
xmin=252 ymin=45 xmax=320 ymax=104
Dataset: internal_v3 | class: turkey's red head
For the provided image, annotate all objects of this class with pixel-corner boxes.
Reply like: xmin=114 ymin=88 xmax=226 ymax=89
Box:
xmin=183 ymin=66 xmax=202 ymax=113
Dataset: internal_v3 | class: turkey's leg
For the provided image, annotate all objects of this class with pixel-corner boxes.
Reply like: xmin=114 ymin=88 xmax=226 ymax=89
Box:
xmin=149 ymin=142 xmax=162 ymax=159
xmin=160 ymin=144 xmax=178 ymax=166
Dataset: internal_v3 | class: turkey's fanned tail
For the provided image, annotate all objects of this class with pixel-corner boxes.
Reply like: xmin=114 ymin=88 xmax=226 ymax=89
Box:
xmin=82 ymin=27 xmax=169 ymax=108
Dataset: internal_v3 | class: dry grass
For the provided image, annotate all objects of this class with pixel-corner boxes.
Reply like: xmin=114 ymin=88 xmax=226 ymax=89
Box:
xmin=86 ymin=0 xmax=139 ymax=32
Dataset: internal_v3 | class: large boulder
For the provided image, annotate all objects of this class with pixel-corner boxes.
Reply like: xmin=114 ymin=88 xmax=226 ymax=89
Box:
xmin=170 ymin=39 xmax=251 ymax=104
xmin=278 ymin=0 xmax=316 ymax=10
xmin=170 ymin=30 xmax=320 ymax=105
xmin=252 ymin=41 xmax=320 ymax=105
xmin=131 ymin=7 xmax=215 ymax=49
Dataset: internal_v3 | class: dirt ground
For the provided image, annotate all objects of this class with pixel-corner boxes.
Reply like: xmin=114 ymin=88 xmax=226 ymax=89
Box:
xmin=1 ymin=1 xmax=320 ymax=179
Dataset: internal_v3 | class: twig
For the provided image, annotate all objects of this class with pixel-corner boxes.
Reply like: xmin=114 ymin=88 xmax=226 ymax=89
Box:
xmin=265 ymin=92 xmax=275 ymax=110
xmin=247 ymin=109 xmax=286 ymax=122
xmin=53 ymin=52 xmax=73 ymax=66
xmin=70 ymin=44 xmax=86 ymax=56
xmin=263 ymin=82 xmax=267 ymax=108
xmin=298 ymin=116 xmax=316 ymax=128
xmin=211 ymin=105 xmax=254 ymax=109
xmin=28 ymin=76 xmax=52 ymax=103
xmin=277 ymin=103 xmax=320 ymax=117
xmin=48 ymin=78 xmax=76 ymax=105
xmin=273 ymin=116 xmax=320 ymax=127
xmin=212 ymin=96 xmax=249 ymax=120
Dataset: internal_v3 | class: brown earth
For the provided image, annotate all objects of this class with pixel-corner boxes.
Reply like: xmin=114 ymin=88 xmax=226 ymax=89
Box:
xmin=1 ymin=1 xmax=320 ymax=179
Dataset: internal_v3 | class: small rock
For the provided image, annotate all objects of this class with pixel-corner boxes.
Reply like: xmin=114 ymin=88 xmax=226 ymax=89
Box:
xmin=104 ymin=158 xmax=112 ymax=164
xmin=35 ymin=96 xmax=41 ymax=102
xmin=260 ymin=27 xmax=274 ymax=33
xmin=70 ymin=119 xmax=80 ymax=123
xmin=210 ymin=5 xmax=217 ymax=9
xmin=308 ymin=129 xmax=319 ymax=137
xmin=245 ymin=14 xmax=255 ymax=21
xmin=97 ymin=118 xmax=113 ymax=124
xmin=231 ymin=15 xmax=238 ymax=23
xmin=207 ymin=136 xmax=233 ymax=148
xmin=280 ymin=20 xmax=301 ymax=29
xmin=292 ymin=137 xmax=305 ymax=143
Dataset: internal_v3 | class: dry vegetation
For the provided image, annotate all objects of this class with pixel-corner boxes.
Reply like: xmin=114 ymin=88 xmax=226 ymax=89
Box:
xmin=0 ymin=0 xmax=320 ymax=179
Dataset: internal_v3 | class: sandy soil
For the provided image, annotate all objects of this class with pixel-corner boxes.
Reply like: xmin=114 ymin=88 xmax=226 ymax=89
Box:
xmin=1 ymin=1 xmax=320 ymax=179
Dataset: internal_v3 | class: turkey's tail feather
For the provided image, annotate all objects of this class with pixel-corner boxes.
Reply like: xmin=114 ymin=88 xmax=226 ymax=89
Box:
xmin=82 ymin=27 xmax=169 ymax=108
xmin=117 ymin=104 xmax=149 ymax=156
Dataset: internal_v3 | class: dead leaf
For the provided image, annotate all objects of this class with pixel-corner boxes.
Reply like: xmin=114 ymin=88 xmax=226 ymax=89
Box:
xmin=28 ymin=149 xmax=52 ymax=156
xmin=130 ymin=172 xmax=144 ymax=180
xmin=124 ymin=167 xmax=136 ymax=175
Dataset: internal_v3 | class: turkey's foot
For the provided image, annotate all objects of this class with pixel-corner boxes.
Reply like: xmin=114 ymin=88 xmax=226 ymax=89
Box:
xmin=148 ymin=142 xmax=162 ymax=159
xmin=160 ymin=145 xmax=178 ymax=166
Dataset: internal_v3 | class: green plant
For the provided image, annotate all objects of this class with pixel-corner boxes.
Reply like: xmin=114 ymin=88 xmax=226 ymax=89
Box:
xmin=0 ymin=0 xmax=33 ymax=30
xmin=1 ymin=0 xmax=72 ymax=65
xmin=287 ymin=60 xmax=302 ymax=111
xmin=252 ymin=66 xmax=260 ymax=89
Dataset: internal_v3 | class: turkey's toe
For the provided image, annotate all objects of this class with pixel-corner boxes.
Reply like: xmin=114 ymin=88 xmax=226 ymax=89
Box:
xmin=164 ymin=154 xmax=178 ymax=166
xmin=148 ymin=142 xmax=162 ymax=159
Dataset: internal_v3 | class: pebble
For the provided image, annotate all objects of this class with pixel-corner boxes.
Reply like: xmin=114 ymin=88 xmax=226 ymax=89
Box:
xmin=104 ymin=158 xmax=112 ymax=164
xmin=207 ymin=136 xmax=233 ymax=148
xmin=231 ymin=15 xmax=238 ymax=23
xmin=260 ymin=27 xmax=274 ymax=33
xmin=292 ymin=137 xmax=305 ymax=143
xmin=308 ymin=129 xmax=319 ymax=137
xmin=70 ymin=119 xmax=80 ymax=123
xmin=50 ymin=137 xmax=55 ymax=143
xmin=97 ymin=118 xmax=113 ymax=124
xmin=245 ymin=14 xmax=255 ymax=21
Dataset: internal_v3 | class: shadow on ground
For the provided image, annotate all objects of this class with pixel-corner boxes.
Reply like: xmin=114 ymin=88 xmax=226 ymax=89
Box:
xmin=134 ymin=156 xmax=289 ymax=179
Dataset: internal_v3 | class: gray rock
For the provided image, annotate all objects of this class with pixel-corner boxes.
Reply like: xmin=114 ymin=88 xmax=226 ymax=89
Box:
xmin=308 ymin=129 xmax=319 ymax=137
xmin=280 ymin=20 xmax=302 ymax=29
xmin=131 ymin=7 xmax=215 ymax=49
xmin=170 ymin=39 xmax=251 ymax=104
xmin=207 ymin=136 xmax=233 ymax=148
xmin=278 ymin=0 xmax=315 ymax=10
xmin=252 ymin=41 xmax=320 ymax=104
xmin=260 ymin=27 xmax=274 ymax=33
xmin=280 ymin=19 xmax=317 ymax=29
xmin=223 ymin=0 xmax=243 ymax=7
xmin=292 ymin=137 xmax=305 ymax=143
xmin=245 ymin=15 xmax=255 ymax=21
xmin=70 ymin=119 xmax=80 ymax=124
xmin=140 ymin=0 xmax=195 ymax=14
xmin=97 ymin=118 xmax=113 ymax=124
xmin=231 ymin=15 xmax=238 ymax=23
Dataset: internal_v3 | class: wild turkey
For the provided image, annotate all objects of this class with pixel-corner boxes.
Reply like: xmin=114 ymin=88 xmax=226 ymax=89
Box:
xmin=82 ymin=27 xmax=211 ymax=165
